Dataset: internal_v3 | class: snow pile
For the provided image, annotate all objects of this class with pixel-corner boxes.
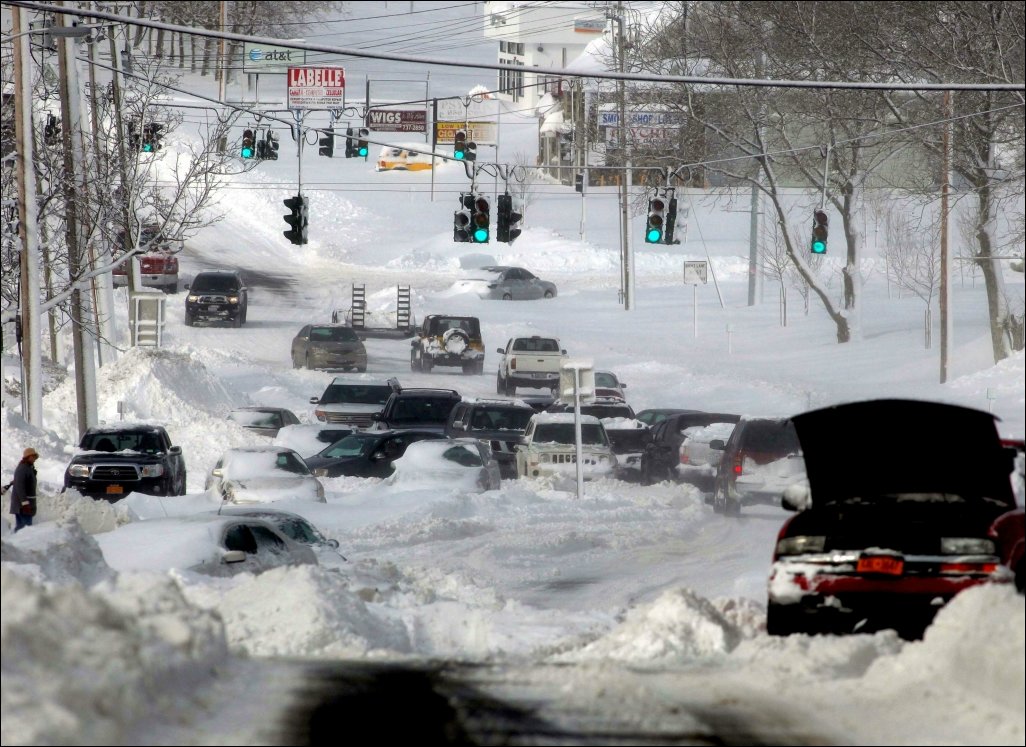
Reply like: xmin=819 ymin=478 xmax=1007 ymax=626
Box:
xmin=1 ymin=520 xmax=115 ymax=587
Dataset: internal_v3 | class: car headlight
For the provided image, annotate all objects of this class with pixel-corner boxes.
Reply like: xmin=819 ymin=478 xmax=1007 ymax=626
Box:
xmin=228 ymin=296 xmax=239 ymax=304
xmin=69 ymin=464 xmax=90 ymax=478
xmin=775 ymin=535 xmax=826 ymax=556
xmin=313 ymin=468 xmax=328 ymax=477
xmin=941 ymin=538 xmax=996 ymax=555
xmin=140 ymin=464 xmax=165 ymax=478
xmin=187 ymin=294 xmax=199 ymax=302
xmin=314 ymin=410 xmax=327 ymax=422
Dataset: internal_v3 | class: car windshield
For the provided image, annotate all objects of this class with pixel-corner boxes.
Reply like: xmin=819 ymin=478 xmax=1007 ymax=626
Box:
xmin=595 ymin=372 xmax=619 ymax=388
xmin=309 ymin=326 xmax=359 ymax=342
xmin=469 ymin=408 xmax=534 ymax=431
xmin=391 ymin=397 xmax=457 ymax=423
xmin=580 ymin=405 xmax=633 ymax=419
xmin=318 ymin=432 xmax=379 ymax=458
xmin=229 ymin=410 xmax=283 ymax=428
xmin=320 ymin=384 xmax=393 ymax=405
xmin=81 ymin=431 xmax=164 ymax=453
xmin=191 ymin=275 xmax=239 ymax=293
xmin=225 ymin=450 xmax=310 ymax=477
xmin=533 ymin=423 xmax=608 ymax=446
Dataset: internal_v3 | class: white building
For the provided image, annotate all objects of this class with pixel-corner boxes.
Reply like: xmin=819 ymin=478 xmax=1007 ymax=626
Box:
xmin=482 ymin=1 xmax=607 ymax=112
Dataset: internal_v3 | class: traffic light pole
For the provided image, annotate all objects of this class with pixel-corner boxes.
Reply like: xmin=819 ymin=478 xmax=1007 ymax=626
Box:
xmin=292 ymin=109 xmax=305 ymax=195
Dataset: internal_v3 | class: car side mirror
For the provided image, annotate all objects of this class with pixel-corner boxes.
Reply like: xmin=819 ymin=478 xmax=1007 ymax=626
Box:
xmin=372 ymin=413 xmax=383 ymax=421
xmin=327 ymin=538 xmax=340 ymax=549
xmin=496 ymin=348 xmax=505 ymax=355
xmin=211 ymin=468 xmax=223 ymax=478
xmin=169 ymin=445 xmax=182 ymax=455
xmin=452 ymin=420 xmax=465 ymax=430
xmin=309 ymin=397 xmax=319 ymax=404
xmin=709 ymin=439 xmax=725 ymax=451
xmin=184 ymin=283 xmax=190 ymax=290
xmin=371 ymin=450 xmax=387 ymax=461
xmin=561 ymin=349 xmax=567 ymax=355
xmin=621 ymin=383 xmax=627 ymax=388
xmin=223 ymin=550 xmax=247 ymax=564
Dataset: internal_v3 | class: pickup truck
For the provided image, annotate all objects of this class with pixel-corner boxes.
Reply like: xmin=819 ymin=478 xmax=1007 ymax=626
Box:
xmin=112 ymin=224 xmax=182 ymax=293
xmin=496 ymin=335 xmax=566 ymax=395
xmin=63 ymin=424 xmax=187 ymax=502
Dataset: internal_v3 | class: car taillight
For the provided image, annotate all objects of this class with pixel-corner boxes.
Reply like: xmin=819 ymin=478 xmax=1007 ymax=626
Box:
xmin=679 ymin=447 xmax=690 ymax=465
xmin=733 ymin=451 xmax=744 ymax=475
xmin=939 ymin=561 xmax=999 ymax=574
xmin=510 ymin=358 xmax=517 ymax=370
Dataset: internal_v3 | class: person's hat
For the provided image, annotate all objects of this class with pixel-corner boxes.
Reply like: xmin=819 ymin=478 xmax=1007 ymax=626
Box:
xmin=23 ymin=447 xmax=39 ymax=459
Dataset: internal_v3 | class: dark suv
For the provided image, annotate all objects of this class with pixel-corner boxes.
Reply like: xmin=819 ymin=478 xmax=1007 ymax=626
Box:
xmin=371 ymin=387 xmax=463 ymax=434
xmin=410 ymin=315 xmax=485 ymax=374
xmin=185 ymin=270 xmax=248 ymax=327
xmin=446 ymin=398 xmax=536 ymax=478
xmin=639 ymin=410 xmax=741 ymax=485
xmin=711 ymin=416 xmax=802 ymax=515
xmin=63 ymin=424 xmax=187 ymax=501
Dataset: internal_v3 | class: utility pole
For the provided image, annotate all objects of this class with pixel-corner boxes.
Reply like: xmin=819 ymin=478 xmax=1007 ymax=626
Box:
xmin=218 ymin=0 xmax=228 ymax=103
xmin=939 ymin=90 xmax=952 ymax=384
xmin=58 ymin=5 xmax=99 ymax=437
xmin=613 ymin=3 xmax=633 ymax=310
xmin=12 ymin=7 xmax=44 ymax=427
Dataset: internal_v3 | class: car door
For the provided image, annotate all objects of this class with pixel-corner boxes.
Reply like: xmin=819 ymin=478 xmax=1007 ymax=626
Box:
xmin=519 ymin=269 xmax=545 ymax=299
xmin=292 ymin=325 xmax=311 ymax=364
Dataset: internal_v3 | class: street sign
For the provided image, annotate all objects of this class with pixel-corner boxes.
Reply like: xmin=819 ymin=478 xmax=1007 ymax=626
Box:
xmin=366 ymin=108 xmax=428 ymax=133
xmin=684 ymin=261 xmax=708 ymax=285
xmin=287 ymin=67 xmax=345 ymax=109
xmin=437 ymin=98 xmax=497 ymax=122
xmin=435 ymin=121 xmax=497 ymax=146
xmin=243 ymin=43 xmax=306 ymax=73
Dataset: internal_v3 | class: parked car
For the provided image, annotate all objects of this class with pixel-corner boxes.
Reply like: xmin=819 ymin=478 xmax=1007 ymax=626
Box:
xmin=94 ymin=513 xmax=317 ymax=577
xmin=767 ymin=399 xmax=1022 ymax=639
xmin=205 ymin=446 xmax=325 ymax=504
xmin=217 ymin=506 xmax=345 ymax=564
xmin=63 ymin=423 xmax=187 ymax=501
xmin=546 ymin=399 xmax=649 ymax=480
xmin=227 ymin=406 xmax=301 ymax=438
xmin=410 ymin=315 xmax=485 ymax=374
xmin=515 ymin=412 xmax=617 ymax=481
xmin=375 ymin=144 xmax=435 ymax=172
xmin=677 ymin=421 xmax=740 ymax=493
xmin=639 ymin=411 xmax=741 ymax=485
xmin=387 ymin=438 xmax=502 ymax=492
xmin=711 ymin=416 xmax=803 ymax=515
xmin=594 ymin=370 xmax=627 ymax=401
xmin=309 ymin=375 xmax=401 ymax=428
xmin=291 ymin=324 xmax=368 ymax=371
xmin=370 ymin=387 xmax=463 ymax=434
xmin=496 ymin=335 xmax=566 ymax=395
xmin=465 ymin=266 xmax=558 ymax=300
xmin=445 ymin=398 xmax=536 ymax=479
xmin=304 ymin=429 xmax=446 ymax=478
xmin=184 ymin=270 xmax=248 ymax=327
xmin=273 ymin=424 xmax=355 ymax=459
xmin=635 ymin=408 xmax=695 ymax=427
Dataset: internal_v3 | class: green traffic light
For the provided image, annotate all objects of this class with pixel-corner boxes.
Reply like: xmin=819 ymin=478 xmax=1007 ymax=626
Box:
xmin=142 ymin=143 xmax=154 ymax=153
xmin=473 ymin=227 xmax=488 ymax=242
xmin=646 ymin=228 xmax=662 ymax=243
xmin=454 ymin=150 xmax=465 ymax=160
xmin=811 ymin=239 xmax=826 ymax=254
xmin=358 ymin=146 xmax=368 ymax=157
xmin=241 ymin=147 xmax=253 ymax=158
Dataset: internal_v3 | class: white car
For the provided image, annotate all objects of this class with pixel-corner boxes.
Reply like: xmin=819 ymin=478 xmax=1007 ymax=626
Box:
xmin=387 ymin=438 xmax=502 ymax=492
xmin=309 ymin=375 xmax=401 ymax=428
xmin=677 ymin=421 xmax=738 ymax=493
xmin=216 ymin=506 xmax=347 ymax=567
xmin=206 ymin=446 xmax=326 ymax=505
xmin=94 ymin=513 xmax=318 ymax=577
xmin=515 ymin=412 xmax=617 ymax=480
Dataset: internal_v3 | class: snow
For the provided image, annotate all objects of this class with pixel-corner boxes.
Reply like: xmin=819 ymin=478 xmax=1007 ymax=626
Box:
xmin=2 ymin=2 xmax=1025 ymax=744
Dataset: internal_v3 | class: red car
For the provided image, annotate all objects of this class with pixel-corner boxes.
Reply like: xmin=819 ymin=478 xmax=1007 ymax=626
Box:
xmin=767 ymin=399 xmax=1023 ymax=639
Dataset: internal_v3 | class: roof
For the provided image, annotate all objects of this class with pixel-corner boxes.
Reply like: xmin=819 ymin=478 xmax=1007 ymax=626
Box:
xmin=329 ymin=375 xmax=398 ymax=386
xmin=531 ymin=412 xmax=602 ymax=425
xmin=391 ymin=388 xmax=461 ymax=397
xmin=85 ymin=422 xmax=167 ymax=433
xmin=222 ymin=445 xmax=299 ymax=454
xmin=231 ymin=406 xmax=290 ymax=412
xmin=460 ymin=397 xmax=535 ymax=409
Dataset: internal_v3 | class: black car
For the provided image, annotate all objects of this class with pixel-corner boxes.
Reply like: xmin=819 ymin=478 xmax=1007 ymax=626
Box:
xmin=446 ymin=398 xmax=536 ymax=479
xmin=304 ymin=429 xmax=446 ymax=478
xmin=370 ymin=387 xmax=463 ymax=434
xmin=635 ymin=408 xmax=696 ymax=427
xmin=185 ymin=270 xmax=248 ymax=327
xmin=639 ymin=410 xmax=741 ymax=485
xmin=63 ymin=424 xmax=187 ymax=501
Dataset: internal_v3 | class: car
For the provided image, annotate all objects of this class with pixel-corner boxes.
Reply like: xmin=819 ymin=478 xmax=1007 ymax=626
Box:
xmin=546 ymin=399 xmax=649 ymax=480
xmin=370 ymin=387 xmax=463 ymax=434
xmin=496 ymin=335 xmax=566 ymax=395
xmin=635 ymin=408 xmax=695 ymax=427
xmin=94 ymin=513 xmax=318 ymax=577
xmin=304 ymin=429 xmax=447 ymax=478
xmin=464 ymin=266 xmax=558 ymax=301
xmin=63 ymin=423 xmax=187 ymax=501
xmin=184 ymin=270 xmax=248 ymax=327
xmin=216 ymin=506 xmax=346 ymax=563
xmin=410 ymin=315 xmax=485 ymax=374
xmin=639 ymin=411 xmax=741 ymax=485
xmin=291 ymin=323 xmax=368 ymax=371
xmin=767 ymin=399 xmax=1022 ymax=639
xmin=309 ymin=375 xmax=401 ymax=428
xmin=515 ymin=412 xmax=617 ymax=481
xmin=711 ymin=416 xmax=804 ymax=515
xmin=273 ymin=424 xmax=355 ymax=459
xmin=445 ymin=398 xmax=537 ymax=479
xmin=375 ymin=144 xmax=435 ymax=172
xmin=677 ymin=421 xmax=740 ymax=493
xmin=112 ymin=223 xmax=182 ymax=293
xmin=387 ymin=438 xmax=502 ymax=492
xmin=227 ymin=406 xmax=301 ymax=438
xmin=205 ymin=446 xmax=326 ymax=504
xmin=593 ymin=370 xmax=627 ymax=401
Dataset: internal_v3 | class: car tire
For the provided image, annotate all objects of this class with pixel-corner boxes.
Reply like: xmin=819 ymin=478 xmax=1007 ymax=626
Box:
xmin=178 ymin=473 xmax=187 ymax=495
xmin=544 ymin=290 xmax=554 ymax=299
xmin=725 ymin=494 xmax=742 ymax=517
xmin=356 ymin=364 xmax=367 ymax=373
xmin=422 ymin=357 xmax=433 ymax=373
xmin=502 ymin=293 xmax=512 ymax=301
xmin=166 ymin=282 xmax=178 ymax=294
xmin=184 ymin=312 xmax=194 ymax=327
xmin=712 ymin=487 xmax=725 ymax=513
xmin=232 ymin=313 xmax=242 ymax=328
xmin=766 ymin=603 xmax=803 ymax=636
xmin=292 ymin=354 xmax=300 ymax=369
xmin=410 ymin=349 xmax=421 ymax=372
xmin=475 ymin=360 xmax=485 ymax=375
xmin=304 ymin=354 xmax=311 ymax=370
xmin=497 ymin=372 xmax=505 ymax=394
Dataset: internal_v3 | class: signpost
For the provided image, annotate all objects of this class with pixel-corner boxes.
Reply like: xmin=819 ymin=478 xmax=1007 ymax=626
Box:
xmin=559 ymin=359 xmax=594 ymax=500
xmin=287 ymin=66 xmax=346 ymax=110
xmin=684 ymin=261 xmax=708 ymax=338
xmin=366 ymin=108 xmax=427 ymax=133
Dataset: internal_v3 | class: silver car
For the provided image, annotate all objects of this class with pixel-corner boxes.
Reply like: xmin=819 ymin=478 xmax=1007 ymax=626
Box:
xmin=474 ymin=266 xmax=557 ymax=300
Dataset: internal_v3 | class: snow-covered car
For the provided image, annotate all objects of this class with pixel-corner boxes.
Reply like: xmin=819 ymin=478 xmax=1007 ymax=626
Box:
xmin=677 ymin=421 xmax=739 ymax=494
xmin=227 ymin=406 xmax=301 ymax=438
xmin=309 ymin=375 xmax=401 ymax=428
xmin=410 ymin=315 xmax=485 ymax=374
xmin=387 ymin=438 xmax=502 ymax=492
xmin=273 ymin=424 xmax=354 ymax=459
xmin=216 ymin=506 xmax=346 ymax=565
xmin=205 ymin=446 xmax=326 ymax=505
xmin=594 ymin=370 xmax=627 ymax=401
xmin=515 ymin=412 xmax=617 ymax=480
xmin=458 ymin=265 xmax=557 ymax=301
xmin=94 ymin=513 xmax=318 ymax=577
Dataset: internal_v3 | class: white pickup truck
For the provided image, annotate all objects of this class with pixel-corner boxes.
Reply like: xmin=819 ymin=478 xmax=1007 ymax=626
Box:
xmin=496 ymin=335 xmax=566 ymax=395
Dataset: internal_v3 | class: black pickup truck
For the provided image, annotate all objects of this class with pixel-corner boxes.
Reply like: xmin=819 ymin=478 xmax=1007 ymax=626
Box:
xmin=63 ymin=424 xmax=187 ymax=501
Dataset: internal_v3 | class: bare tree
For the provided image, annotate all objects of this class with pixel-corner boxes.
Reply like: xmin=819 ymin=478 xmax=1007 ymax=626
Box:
xmin=881 ymin=201 xmax=942 ymax=347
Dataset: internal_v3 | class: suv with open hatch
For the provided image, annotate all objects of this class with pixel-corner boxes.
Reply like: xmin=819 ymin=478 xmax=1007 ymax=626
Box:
xmin=63 ymin=423 xmax=187 ymax=501
xmin=446 ymin=398 xmax=536 ymax=479
xmin=711 ymin=416 xmax=803 ymax=515
xmin=185 ymin=270 xmax=248 ymax=327
xmin=410 ymin=315 xmax=485 ymax=374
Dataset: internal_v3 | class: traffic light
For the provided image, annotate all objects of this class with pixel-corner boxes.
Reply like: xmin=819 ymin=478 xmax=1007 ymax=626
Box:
xmin=283 ymin=194 xmax=308 ymax=245
xmin=265 ymin=129 xmax=279 ymax=160
xmin=496 ymin=194 xmax=523 ymax=244
xmin=811 ymin=209 xmax=828 ymax=254
xmin=663 ymin=197 xmax=679 ymax=244
xmin=453 ymin=130 xmax=467 ymax=160
xmin=472 ymin=194 xmax=490 ymax=243
xmin=43 ymin=114 xmax=61 ymax=146
xmin=645 ymin=196 xmax=666 ymax=243
xmin=575 ymin=172 xmax=584 ymax=193
xmin=241 ymin=129 xmax=255 ymax=159
xmin=465 ymin=141 xmax=478 ymax=162
xmin=453 ymin=193 xmax=474 ymax=243
xmin=318 ymin=126 xmax=334 ymax=158
xmin=357 ymin=128 xmax=369 ymax=158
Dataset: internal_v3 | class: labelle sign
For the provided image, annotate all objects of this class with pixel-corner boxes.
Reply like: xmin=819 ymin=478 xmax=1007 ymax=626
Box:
xmin=287 ymin=67 xmax=346 ymax=109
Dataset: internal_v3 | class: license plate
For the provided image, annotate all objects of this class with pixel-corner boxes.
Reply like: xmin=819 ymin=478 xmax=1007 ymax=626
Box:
xmin=857 ymin=555 xmax=904 ymax=575
xmin=208 ymin=305 xmax=220 ymax=311
xmin=106 ymin=485 xmax=124 ymax=495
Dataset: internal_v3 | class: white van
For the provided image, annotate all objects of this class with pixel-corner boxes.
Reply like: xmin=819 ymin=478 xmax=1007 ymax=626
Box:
xmin=376 ymin=145 xmax=436 ymax=172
